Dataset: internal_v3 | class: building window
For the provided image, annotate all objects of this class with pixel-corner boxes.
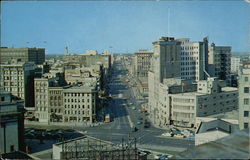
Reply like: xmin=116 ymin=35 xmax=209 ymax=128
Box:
xmin=244 ymin=98 xmax=249 ymax=105
xmin=245 ymin=77 xmax=249 ymax=82
xmin=10 ymin=145 xmax=14 ymax=152
xmin=244 ymin=87 xmax=249 ymax=93
xmin=244 ymin=123 xmax=249 ymax=129
xmin=244 ymin=111 xmax=249 ymax=117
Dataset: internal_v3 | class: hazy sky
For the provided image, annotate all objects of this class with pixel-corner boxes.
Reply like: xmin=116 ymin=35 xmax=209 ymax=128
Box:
xmin=2 ymin=1 xmax=250 ymax=54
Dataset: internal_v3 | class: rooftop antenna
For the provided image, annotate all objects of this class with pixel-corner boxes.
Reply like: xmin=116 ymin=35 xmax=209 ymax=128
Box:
xmin=65 ymin=46 xmax=69 ymax=55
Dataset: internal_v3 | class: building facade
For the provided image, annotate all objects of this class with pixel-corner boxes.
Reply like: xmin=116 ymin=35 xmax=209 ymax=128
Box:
xmin=231 ymin=57 xmax=241 ymax=74
xmin=34 ymin=77 xmax=98 ymax=124
xmin=238 ymin=64 xmax=250 ymax=130
xmin=177 ymin=38 xmax=209 ymax=81
xmin=150 ymin=77 xmax=238 ymax=127
xmin=0 ymin=47 xmax=45 ymax=65
xmin=133 ymin=50 xmax=153 ymax=78
xmin=63 ymin=85 xmax=97 ymax=123
xmin=0 ymin=89 xmax=25 ymax=154
xmin=208 ymin=43 xmax=231 ymax=83
xmin=0 ymin=60 xmax=35 ymax=107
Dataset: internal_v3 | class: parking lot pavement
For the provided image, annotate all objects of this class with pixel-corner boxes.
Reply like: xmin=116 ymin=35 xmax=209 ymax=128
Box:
xmin=25 ymin=128 xmax=84 ymax=154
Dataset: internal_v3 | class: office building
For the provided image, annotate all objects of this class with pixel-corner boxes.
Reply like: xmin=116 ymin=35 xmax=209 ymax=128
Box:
xmin=0 ymin=47 xmax=45 ymax=65
xmin=238 ymin=63 xmax=250 ymax=130
xmin=0 ymin=60 xmax=36 ymax=107
xmin=148 ymin=37 xmax=211 ymax=126
xmin=231 ymin=57 xmax=241 ymax=74
xmin=148 ymin=37 xmax=181 ymax=120
xmin=133 ymin=50 xmax=153 ymax=78
xmin=34 ymin=76 xmax=98 ymax=123
xmin=0 ymin=89 xmax=25 ymax=154
xmin=150 ymin=77 xmax=238 ymax=127
xmin=177 ymin=38 xmax=209 ymax=81
xmin=63 ymin=85 xmax=98 ymax=123
xmin=208 ymin=43 xmax=231 ymax=83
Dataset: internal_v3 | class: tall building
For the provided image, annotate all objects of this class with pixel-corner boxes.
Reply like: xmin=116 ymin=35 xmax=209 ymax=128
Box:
xmin=238 ymin=63 xmax=250 ymax=130
xmin=208 ymin=43 xmax=231 ymax=83
xmin=0 ymin=47 xmax=45 ymax=65
xmin=151 ymin=37 xmax=181 ymax=83
xmin=176 ymin=37 xmax=209 ymax=81
xmin=133 ymin=50 xmax=153 ymax=78
xmin=148 ymin=37 xmax=181 ymax=123
xmin=0 ymin=89 xmax=25 ymax=154
xmin=148 ymin=36 xmax=211 ymax=125
xmin=231 ymin=57 xmax=241 ymax=74
xmin=0 ymin=60 xmax=36 ymax=107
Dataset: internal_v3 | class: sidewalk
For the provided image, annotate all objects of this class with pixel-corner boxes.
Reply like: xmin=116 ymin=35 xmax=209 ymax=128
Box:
xmin=25 ymin=120 xmax=105 ymax=129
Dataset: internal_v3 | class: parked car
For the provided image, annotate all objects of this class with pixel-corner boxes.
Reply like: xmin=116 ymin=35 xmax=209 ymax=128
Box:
xmin=137 ymin=121 xmax=142 ymax=125
xmin=144 ymin=122 xmax=150 ymax=128
xmin=159 ymin=154 xmax=168 ymax=160
xmin=154 ymin=154 xmax=163 ymax=159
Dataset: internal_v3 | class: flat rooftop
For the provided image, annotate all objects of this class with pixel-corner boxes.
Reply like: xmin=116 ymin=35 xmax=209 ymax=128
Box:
xmin=173 ymin=129 xmax=250 ymax=159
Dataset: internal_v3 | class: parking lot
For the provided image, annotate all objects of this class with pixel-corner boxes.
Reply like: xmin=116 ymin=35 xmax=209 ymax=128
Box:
xmin=25 ymin=128 xmax=83 ymax=153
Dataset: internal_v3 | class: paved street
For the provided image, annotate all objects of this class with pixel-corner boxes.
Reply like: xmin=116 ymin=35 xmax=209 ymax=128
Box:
xmin=79 ymin=59 xmax=195 ymax=152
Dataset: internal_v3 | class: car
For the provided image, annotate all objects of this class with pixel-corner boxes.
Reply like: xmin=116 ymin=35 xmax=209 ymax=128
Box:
xmin=154 ymin=154 xmax=163 ymax=159
xmin=144 ymin=122 xmax=150 ymax=128
xmin=137 ymin=121 xmax=142 ymax=125
xmin=159 ymin=154 xmax=169 ymax=160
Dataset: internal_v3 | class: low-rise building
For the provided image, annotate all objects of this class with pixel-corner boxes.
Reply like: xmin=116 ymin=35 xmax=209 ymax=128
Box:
xmin=150 ymin=77 xmax=238 ymax=127
xmin=195 ymin=119 xmax=239 ymax=146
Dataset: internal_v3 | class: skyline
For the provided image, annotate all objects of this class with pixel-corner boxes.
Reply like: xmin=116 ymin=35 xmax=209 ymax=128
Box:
xmin=2 ymin=1 xmax=250 ymax=54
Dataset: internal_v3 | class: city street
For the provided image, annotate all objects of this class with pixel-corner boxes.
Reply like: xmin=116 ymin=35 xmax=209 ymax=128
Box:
xmin=79 ymin=59 xmax=195 ymax=152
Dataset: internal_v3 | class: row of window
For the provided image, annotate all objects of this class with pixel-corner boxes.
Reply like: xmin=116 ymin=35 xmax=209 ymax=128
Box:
xmin=64 ymin=99 xmax=93 ymax=103
xmin=181 ymin=67 xmax=196 ymax=71
xmin=64 ymin=104 xmax=91 ymax=109
xmin=181 ymin=56 xmax=199 ymax=61
xmin=64 ymin=110 xmax=91 ymax=115
xmin=64 ymin=93 xmax=93 ymax=97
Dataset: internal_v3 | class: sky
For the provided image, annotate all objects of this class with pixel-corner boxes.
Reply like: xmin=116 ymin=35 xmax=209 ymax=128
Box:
xmin=1 ymin=1 xmax=250 ymax=54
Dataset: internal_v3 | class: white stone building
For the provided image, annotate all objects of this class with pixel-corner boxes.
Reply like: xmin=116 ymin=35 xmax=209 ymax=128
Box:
xmin=176 ymin=38 xmax=209 ymax=81
xmin=150 ymin=77 xmax=238 ymax=127
xmin=238 ymin=63 xmax=250 ymax=130
xmin=231 ymin=57 xmax=241 ymax=74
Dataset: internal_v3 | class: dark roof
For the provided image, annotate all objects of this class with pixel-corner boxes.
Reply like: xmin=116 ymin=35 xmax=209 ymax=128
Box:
xmin=0 ymin=151 xmax=36 ymax=159
xmin=172 ymin=129 xmax=250 ymax=159
xmin=196 ymin=119 xmax=239 ymax=134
